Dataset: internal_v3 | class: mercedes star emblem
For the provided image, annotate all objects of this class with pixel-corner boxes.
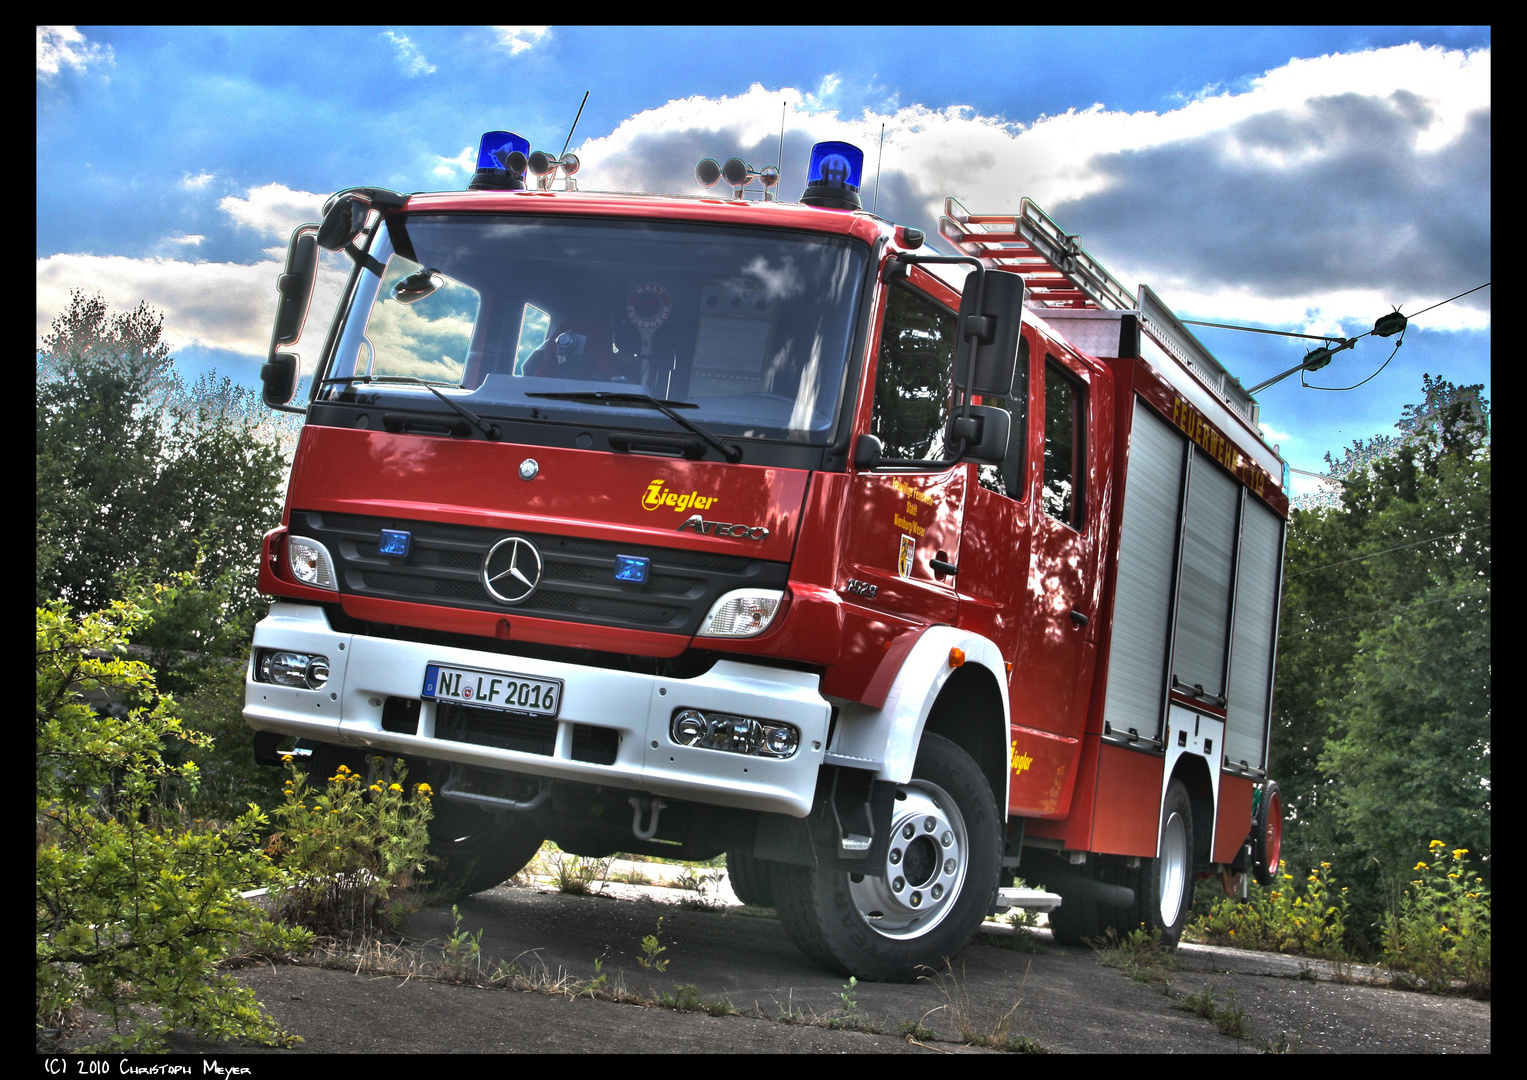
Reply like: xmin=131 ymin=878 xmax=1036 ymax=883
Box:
xmin=482 ymin=535 xmax=544 ymax=604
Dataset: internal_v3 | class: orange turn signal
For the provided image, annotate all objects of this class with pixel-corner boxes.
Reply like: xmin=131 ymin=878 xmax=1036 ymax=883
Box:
xmin=949 ymin=647 xmax=966 ymax=668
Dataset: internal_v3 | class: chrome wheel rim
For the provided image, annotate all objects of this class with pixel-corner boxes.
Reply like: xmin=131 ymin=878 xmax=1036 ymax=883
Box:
xmin=1159 ymin=809 xmax=1189 ymax=927
xmin=847 ymin=781 xmax=968 ymax=941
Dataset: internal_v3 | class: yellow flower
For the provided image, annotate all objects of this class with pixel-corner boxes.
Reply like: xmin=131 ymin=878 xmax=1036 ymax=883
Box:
xmin=1452 ymin=848 xmax=1468 ymax=859
xmin=370 ymin=784 xmax=382 ymax=793
xmin=1428 ymin=840 xmax=1445 ymax=850
xmin=1308 ymin=874 xmax=1318 ymax=882
xmin=281 ymin=754 xmax=294 ymax=763
xmin=1414 ymin=862 xmax=1428 ymax=871
xmin=336 ymin=764 xmax=351 ymax=774
xmin=1448 ymin=873 xmax=1460 ymax=879
xmin=389 ymin=783 xmax=403 ymax=792
xmin=416 ymin=783 xmax=432 ymax=794
xmin=1319 ymin=862 xmax=1331 ymax=870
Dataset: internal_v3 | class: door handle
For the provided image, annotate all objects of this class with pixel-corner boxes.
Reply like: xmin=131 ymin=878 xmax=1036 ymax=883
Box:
xmin=1070 ymin=609 xmax=1088 ymax=626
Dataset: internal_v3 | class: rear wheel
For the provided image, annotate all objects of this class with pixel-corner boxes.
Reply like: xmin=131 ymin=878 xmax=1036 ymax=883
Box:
xmin=725 ymin=849 xmax=777 ymax=908
xmin=773 ymin=734 xmax=1002 ymax=981
xmin=1250 ymin=780 xmax=1283 ymax=887
xmin=1122 ymin=779 xmax=1195 ymax=946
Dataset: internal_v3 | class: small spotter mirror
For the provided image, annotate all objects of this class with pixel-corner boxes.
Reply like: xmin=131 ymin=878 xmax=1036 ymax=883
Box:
xmin=392 ymin=268 xmax=443 ymax=305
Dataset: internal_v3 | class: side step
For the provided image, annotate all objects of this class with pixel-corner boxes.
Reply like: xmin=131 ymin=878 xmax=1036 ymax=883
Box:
xmin=995 ymin=886 xmax=1064 ymax=913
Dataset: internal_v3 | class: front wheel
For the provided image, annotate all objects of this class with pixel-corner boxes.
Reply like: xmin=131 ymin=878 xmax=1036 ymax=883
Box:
xmin=425 ymin=798 xmax=545 ymax=901
xmin=773 ymin=734 xmax=1002 ymax=981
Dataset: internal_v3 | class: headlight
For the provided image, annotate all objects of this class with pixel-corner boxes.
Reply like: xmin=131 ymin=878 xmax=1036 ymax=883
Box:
xmin=257 ymin=650 xmax=331 ymax=690
xmin=287 ymin=535 xmax=338 ymax=590
xmin=696 ymin=589 xmax=783 ymax=637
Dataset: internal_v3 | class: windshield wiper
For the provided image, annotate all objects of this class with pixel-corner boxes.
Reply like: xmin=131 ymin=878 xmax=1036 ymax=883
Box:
xmin=320 ymin=375 xmax=501 ymax=440
xmin=525 ymin=391 xmax=743 ymax=462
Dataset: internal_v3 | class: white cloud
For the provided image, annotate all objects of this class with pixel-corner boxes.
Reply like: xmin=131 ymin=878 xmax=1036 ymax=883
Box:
xmin=218 ymin=183 xmax=326 ymax=240
xmin=493 ymin=26 xmax=550 ymax=56
xmin=382 ymin=30 xmax=436 ymax=76
xmin=38 ymin=184 xmax=346 ymax=368
xmin=433 ymin=145 xmax=477 ymax=179
xmin=37 ymin=26 xmax=113 ymax=80
xmin=182 ymin=171 xmax=215 ymax=190
xmin=572 ymin=45 xmax=1488 ymax=333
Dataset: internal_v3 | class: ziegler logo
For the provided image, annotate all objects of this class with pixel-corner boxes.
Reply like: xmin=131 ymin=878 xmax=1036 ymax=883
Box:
xmin=643 ymin=479 xmax=719 ymax=514
xmin=677 ymin=514 xmax=769 ymax=541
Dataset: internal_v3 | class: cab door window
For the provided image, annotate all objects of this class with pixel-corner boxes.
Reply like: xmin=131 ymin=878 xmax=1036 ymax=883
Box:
xmin=1042 ymin=357 xmax=1086 ymax=529
xmin=976 ymin=336 xmax=1029 ymax=499
xmin=871 ymin=283 xmax=957 ymax=460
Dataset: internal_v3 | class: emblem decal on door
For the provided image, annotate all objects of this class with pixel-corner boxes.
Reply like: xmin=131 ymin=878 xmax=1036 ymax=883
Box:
xmin=898 ymin=535 xmax=915 ymax=579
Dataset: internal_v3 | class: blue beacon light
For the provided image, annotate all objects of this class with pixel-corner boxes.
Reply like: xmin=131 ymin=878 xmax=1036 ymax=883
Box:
xmin=799 ymin=141 xmax=864 ymax=210
xmin=470 ymin=131 xmax=531 ymax=190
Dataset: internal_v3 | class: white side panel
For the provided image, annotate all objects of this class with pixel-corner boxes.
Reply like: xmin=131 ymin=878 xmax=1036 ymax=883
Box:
xmin=1225 ymin=498 xmax=1282 ymax=770
xmin=1173 ymin=449 xmax=1239 ymax=697
xmin=1102 ymin=401 xmax=1185 ymax=742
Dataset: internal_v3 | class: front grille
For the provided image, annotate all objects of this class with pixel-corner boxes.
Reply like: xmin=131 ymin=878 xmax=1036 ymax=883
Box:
xmin=292 ymin=509 xmax=787 ymax=637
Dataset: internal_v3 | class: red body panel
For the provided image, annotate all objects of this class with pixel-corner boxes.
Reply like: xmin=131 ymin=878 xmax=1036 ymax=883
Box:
xmin=1213 ymin=773 xmax=1256 ymax=864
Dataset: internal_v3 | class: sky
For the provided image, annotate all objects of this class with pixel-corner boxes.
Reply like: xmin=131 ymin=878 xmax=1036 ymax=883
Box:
xmin=36 ymin=26 xmax=1491 ymax=501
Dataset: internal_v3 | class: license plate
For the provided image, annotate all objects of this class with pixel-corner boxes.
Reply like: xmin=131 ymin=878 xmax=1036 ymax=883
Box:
xmin=423 ymin=663 xmax=562 ymax=718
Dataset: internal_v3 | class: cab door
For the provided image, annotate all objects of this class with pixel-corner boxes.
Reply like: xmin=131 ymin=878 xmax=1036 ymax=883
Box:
xmin=1010 ymin=349 xmax=1100 ymax=742
xmin=841 ymin=279 xmax=965 ymax=626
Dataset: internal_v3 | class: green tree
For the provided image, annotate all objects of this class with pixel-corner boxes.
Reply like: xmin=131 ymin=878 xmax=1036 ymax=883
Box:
xmin=36 ymin=599 xmax=309 ymax=1050
xmin=37 ymin=291 xmax=287 ymax=630
xmin=1270 ymin=376 xmax=1489 ymax=949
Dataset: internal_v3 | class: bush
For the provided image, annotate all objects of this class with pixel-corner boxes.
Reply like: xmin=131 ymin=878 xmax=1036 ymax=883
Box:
xmin=36 ymin=600 xmax=310 ymax=1051
xmin=1190 ymin=860 xmax=1350 ymax=957
xmin=266 ymin=756 xmax=434 ymax=937
xmin=1383 ymin=842 xmax=1490 ymax=994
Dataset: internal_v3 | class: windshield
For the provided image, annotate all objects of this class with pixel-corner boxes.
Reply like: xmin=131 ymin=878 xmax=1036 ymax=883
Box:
xmin=320 ymin=214 xmax=868 ymax=445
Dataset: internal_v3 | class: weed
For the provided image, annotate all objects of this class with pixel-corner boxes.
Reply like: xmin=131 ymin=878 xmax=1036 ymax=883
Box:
xmin=1173 ymin=985 xmax=1250 ymax=1039
xmin=898 ymin=1018 xmax=937 ymax=1042
xmin=1091 ymin=926 xmax=1175 ymax=984
xmin=919 ymin=959 xmax=1026 ymax=1049
xmin=539 ymin=845 xmax=612 ymax=895
xmin=975 ymin=927 xmax=1049 ymax=953
xmin=438 ymin=904 xmax=484 ymax=981
xmin=1005 ymin=1034 xmax=1053 ymax=1053
xmin=838 ymin=976 xmax=861 ymax=1021
xmin=1190 ymin=859 xmax=1350 ymax=958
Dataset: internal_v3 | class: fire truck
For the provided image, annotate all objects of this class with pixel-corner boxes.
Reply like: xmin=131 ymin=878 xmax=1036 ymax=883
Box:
xmin=246 ymin=131 xmax=1287 ymax=981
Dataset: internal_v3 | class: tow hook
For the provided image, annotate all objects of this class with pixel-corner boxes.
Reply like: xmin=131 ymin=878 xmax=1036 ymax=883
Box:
xmin=630 ymin=795 xmax=667 ymax=840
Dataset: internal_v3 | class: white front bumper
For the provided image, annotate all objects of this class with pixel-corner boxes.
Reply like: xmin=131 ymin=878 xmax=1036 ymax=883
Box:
xmin=243 ymin=603 xmax=830 ymax=817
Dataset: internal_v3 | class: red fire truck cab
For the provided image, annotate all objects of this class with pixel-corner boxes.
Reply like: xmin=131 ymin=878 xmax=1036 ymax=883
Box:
xmin=246 ymin=133 xmax=1287 ymax=980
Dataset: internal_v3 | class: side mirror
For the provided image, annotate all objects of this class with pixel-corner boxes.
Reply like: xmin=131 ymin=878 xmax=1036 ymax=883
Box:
xmin=853 ymin=433 xmax=883 ymax=470
xmin=953 ymin=270 xmax=1025 ymax=396
xmin=317 ymin=194 xmax=368 ymax=251
xmin=273 ymin=228 xmax=319 ymax=346
xmin=950 ymin=405 xmax=1011 ymax=466
xmin=261 ymin=352 xmax=299 ymax=409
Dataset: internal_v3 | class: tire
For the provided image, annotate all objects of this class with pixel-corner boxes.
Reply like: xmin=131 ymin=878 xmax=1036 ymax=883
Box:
xmin=1250 ymin=780 xmax=1283 ymax=887
xmin=425 ymin=797 xmax=545 ymax=901
xmin=1121 ymin=778 xmax=1195 ymax=947
xmin=773 ymin=734 xmax=1002 ymax=982
xmin=725 ymin=849 xmax=777 ymax=908
xmin=1044 ymin=863 xmax=1114 ymax=947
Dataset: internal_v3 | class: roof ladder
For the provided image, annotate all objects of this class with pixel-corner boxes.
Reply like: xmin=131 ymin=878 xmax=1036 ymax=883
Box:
xmin=939 ymin=197 xmax=1136 ymax=312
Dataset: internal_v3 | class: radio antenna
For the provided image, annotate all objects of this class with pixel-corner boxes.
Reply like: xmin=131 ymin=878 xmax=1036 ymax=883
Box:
xmin=560 ymin=91 xmax=590 ymax=158
xmin=777 ymin=100 xmax=786 ymax=172
xmin=873 ymin=123 xmax=885 ymax=213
